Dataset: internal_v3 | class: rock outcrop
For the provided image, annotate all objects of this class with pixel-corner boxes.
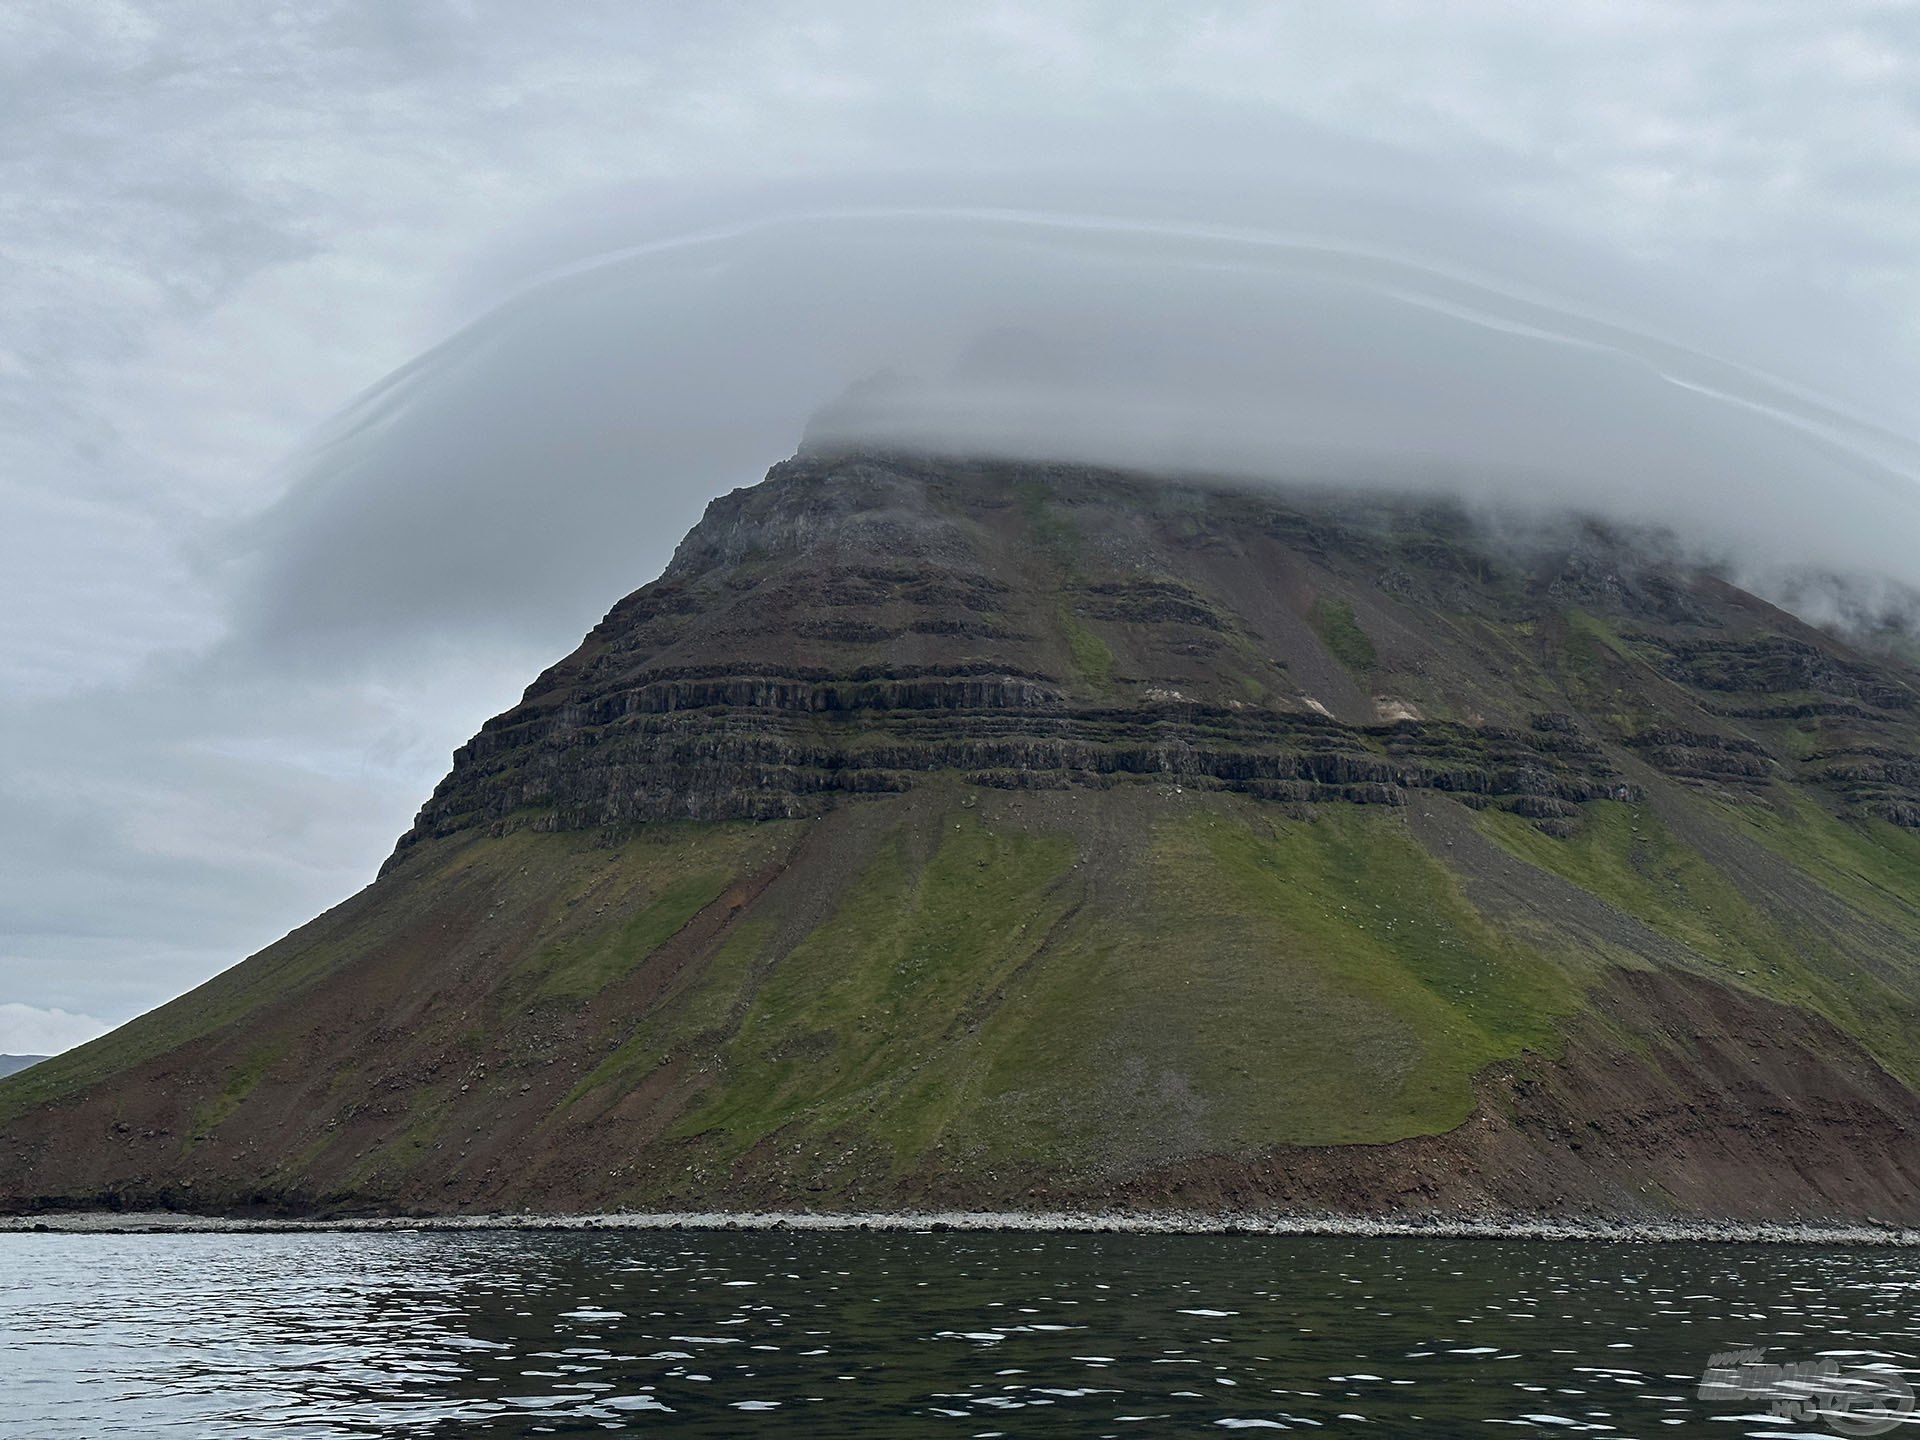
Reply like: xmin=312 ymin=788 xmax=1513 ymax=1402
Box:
xmin=391 ymin=453 xmax=1920 ymax=855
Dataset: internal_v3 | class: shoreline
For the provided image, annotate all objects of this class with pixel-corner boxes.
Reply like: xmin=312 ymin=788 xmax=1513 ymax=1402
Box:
xmin=4 ymin=1209 xmax=1918 ymax=1245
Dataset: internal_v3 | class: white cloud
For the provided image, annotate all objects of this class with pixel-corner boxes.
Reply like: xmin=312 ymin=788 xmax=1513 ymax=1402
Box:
xmin=0 ymin=1003 xmax=111 ymax=1058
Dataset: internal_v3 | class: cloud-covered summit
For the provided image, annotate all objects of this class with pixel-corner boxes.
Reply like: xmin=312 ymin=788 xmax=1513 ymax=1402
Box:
xmin=5 ymin=2 xmax=1920 ymax=1041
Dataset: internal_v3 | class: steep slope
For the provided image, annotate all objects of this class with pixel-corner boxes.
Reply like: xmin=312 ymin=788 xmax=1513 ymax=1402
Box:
xmin=6 ymin=450 xmax=1920 ymax=1221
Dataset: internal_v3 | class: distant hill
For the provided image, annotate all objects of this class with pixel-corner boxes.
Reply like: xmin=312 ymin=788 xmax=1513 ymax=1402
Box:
xmin=0 ymin=1057 xmax=47 ymax=1080
xmin=5 ymin=450 xmax=1920 ymax=1223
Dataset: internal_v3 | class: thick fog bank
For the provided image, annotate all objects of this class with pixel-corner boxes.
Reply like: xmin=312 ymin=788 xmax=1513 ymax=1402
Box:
xmin=247 ymin=181 xmax=1920 ymax=661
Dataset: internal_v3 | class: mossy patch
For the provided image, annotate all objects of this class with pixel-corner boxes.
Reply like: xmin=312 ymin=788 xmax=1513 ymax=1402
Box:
xmin=1480 ymin=799 xmax=1920 ymax=1086
xmin=566 ymin=918 xmax=775 ymax=1110
xmin=1310 ymin=597 xmax=1376 ymax=671
xmin=1555 ymin=610 xmax=1672 ymax=734
xmin=965 ymin=805 xmax=1577 ymax=1156
xmin=1014 ymin=479 xmax=1078 ymax=553
xmin=1718 ymin=791 xmax=1920 ymax=935
xmin=612 ymin=801 xmax=1588 ymax=1172
xmin=1014 ymin=483 xmax=1119 ymax=692
xmin=529 ymin=869 xmax=736 ymax=1000
xmin=181 ymin=1041 xmax=286 ymax=1153
xmin=1059 ymin=603 xmax=1115 ymax=690
xmin=672 ymin=817 xmax=1082 ymax=1166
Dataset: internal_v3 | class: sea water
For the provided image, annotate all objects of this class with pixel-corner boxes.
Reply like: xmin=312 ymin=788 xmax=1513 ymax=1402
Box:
xmin=2 ymin=1228 xmax=1916 ymax=1436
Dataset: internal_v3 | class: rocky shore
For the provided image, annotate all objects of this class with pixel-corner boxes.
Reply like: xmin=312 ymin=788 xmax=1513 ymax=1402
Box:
xmin=6 ymin=1208 xmax=1918 ymax=1246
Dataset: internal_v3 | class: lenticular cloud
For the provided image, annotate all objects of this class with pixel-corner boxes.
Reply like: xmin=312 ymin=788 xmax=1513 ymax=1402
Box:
xmin=242 ymin=175 xmax=1920 ymax=659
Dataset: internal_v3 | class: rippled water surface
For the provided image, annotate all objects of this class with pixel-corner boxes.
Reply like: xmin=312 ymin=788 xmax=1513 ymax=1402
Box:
xmin=3 ymin=1228 xmax=1918 ymax=1436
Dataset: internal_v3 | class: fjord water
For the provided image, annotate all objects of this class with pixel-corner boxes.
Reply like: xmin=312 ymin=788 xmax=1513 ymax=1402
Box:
xmin=2 ymin=1229 xmax=1916 ymax=1437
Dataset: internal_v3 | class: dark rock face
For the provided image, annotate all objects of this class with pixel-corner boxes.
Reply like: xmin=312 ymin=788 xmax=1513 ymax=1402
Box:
xmin=391 ymin=452 xmax=1920 ymax=865
xmin=1652 ymin=632 xmax=1916 ymax=709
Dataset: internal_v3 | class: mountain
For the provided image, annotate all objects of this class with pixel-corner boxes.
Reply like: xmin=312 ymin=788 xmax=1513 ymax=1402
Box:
xmin=0 ymin=1057 xmax=46 ymax=1080
xmin=6 ymin=450 xmax=1920 ymax=1222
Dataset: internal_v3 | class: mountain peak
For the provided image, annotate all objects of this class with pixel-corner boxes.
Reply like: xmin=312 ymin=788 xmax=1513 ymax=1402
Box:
xmin=389 ymin=449 xmax=1917 ymax=867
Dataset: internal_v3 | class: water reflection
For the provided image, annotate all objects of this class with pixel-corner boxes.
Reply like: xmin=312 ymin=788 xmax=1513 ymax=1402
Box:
xmin=1 ymin=1228 xmax=1916 ymax=1435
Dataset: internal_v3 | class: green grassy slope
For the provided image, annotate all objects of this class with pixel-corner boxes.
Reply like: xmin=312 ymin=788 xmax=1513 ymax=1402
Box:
xmin=0 ymin=820 xmax=794 ymax=1126
xmin=1480 ymin=797 xmax=1920 ymax=1087
xmin=548 ymin=799 xmax=1592 ymax=1179
xmin=5 ymin=779 xmax=1920 ymax=1215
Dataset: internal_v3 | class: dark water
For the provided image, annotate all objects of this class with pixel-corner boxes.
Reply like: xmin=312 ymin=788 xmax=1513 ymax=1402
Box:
xmin=2 ymin=1229 xmax=1917 ymax=1437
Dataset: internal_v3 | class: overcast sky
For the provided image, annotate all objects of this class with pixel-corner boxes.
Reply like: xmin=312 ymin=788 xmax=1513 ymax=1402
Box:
xmin=6 ymin=2 xmax=1920 ymax=1054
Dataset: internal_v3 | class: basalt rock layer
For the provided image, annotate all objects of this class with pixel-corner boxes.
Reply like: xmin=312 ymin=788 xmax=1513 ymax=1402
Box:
xmin=7 ymin=451 xmax=1920 ymax=1222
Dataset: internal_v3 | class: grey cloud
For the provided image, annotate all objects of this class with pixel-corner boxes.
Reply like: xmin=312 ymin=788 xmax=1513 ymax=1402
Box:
xmin=0 ymin=641 xmax=544 ymax=1022
xmin=238 ymin=176 xmax=1920 ymax=671
xmin=0 ymin=1005 xmax=109 ymax=1056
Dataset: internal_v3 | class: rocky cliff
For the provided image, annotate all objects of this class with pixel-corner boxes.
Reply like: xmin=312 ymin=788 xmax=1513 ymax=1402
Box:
xmin=391 ymin=454 xmax=1644 ymax=851
xmin=6 ymin=450 xmax=1920 ymax=1222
